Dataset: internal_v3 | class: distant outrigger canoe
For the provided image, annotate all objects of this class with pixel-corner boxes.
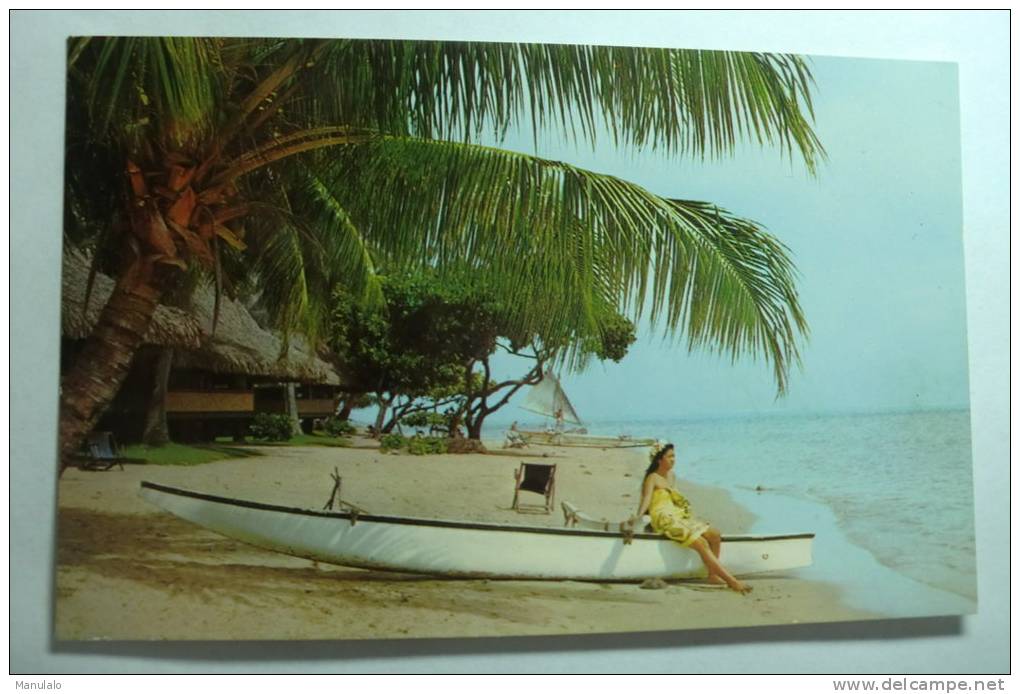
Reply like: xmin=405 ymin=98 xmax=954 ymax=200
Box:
xmin=140 ymin=482 xmax=814 ymax=581
xmin=518 ymin=371 xmax=654 ymax=448
xmin=518 ymin=430 xmax=657 ymax=449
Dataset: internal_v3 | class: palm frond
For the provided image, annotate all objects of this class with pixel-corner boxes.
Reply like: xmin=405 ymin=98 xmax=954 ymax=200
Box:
xmin=64 ymin=37 xmax=817 ymax=394
xmin=312 ymin=136 xmax=806 ymax=392
xmin=236 ymin=171 xmax=382 ymax=343
xmin=282 ymin=41 xmax=823 ymax=170
xmin=68 ymin=36 xmax=223 ymax=152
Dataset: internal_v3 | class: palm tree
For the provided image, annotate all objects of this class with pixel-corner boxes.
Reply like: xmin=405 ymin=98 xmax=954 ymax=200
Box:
xmin=61 ymin=37 xmax=820 ymax=468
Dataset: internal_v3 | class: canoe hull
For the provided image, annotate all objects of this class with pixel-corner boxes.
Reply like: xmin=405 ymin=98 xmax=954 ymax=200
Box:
xmin=140 ymin=482 xmax=813 ymax=581
xmin=518 ymin=430 xmax=656 ymax=449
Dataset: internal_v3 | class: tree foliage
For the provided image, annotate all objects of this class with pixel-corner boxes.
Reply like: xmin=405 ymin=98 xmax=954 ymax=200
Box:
xmin=67 ymin=38 xmax=817 ymax=388
xmin=60 ymin=38 xmax=821 ymax=466
xmin=331 ymin=272 xmax=637 ymax=438
xmin=456 ymin=312 xmax=636 ymax=440
xmin=331 ymin=275 xmax=495 ymax=389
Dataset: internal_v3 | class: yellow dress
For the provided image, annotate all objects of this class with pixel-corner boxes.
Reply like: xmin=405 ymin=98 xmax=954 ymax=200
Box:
xmin=649 ymin=488 xmax=710 ymax=547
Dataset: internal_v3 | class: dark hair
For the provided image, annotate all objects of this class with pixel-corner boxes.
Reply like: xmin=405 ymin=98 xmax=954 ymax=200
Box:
xmin=643 ymin=443 xmax=675 ymax=481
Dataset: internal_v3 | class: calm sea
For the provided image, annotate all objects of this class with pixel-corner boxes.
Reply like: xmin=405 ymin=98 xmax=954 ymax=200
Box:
xmin=486 ymin=409 xmax=976 ymax=601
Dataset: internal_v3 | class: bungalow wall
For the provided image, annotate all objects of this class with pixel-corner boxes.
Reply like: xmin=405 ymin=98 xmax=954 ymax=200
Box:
xmin=253 ymin=384 xmax=339 ymax=419
xmin=63 ymin=342 xmax=341 ymax=444
xmin=86 ymin=356 xmax=253 ymax=443
xmin=164 ymin=368 xmax=255 ymax=442
xmin=118 ymin=369 xmax=340 ymax=442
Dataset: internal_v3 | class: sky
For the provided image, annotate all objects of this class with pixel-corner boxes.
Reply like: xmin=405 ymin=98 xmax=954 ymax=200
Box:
xmin=480 ymin=55 xmax=969 ymax=423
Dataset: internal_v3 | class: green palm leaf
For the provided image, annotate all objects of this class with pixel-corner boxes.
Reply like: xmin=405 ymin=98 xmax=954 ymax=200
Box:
xmin=236 ymin=173 xmax=383 ymax=344
xmin=64 ymin=36 xmax=820 ymax=398
xmin=309 ymin=136 xmax=805 ymax=391
xmin=284 ymin=41 xmax=823 ymax=170
xmin=69 ymin=36 xmax=224 ymax=152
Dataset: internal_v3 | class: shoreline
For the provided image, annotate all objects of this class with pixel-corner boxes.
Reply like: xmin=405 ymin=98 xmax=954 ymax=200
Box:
xmin=55 ymin=440 xmax=879 ymax=640
xmin=537 ymin=410 xmax=979 ymax=612
xmin=724 ymin=484 xmax=977 ymax=619
xmin=731 ymin=482 xmax=979 ymax=604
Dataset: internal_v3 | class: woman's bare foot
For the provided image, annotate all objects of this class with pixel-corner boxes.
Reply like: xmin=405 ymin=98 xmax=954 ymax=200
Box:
xmin=706 ymin=574 xmax=727 ymax=586
xmin=730 ymin=580 xmax=753 ymax=594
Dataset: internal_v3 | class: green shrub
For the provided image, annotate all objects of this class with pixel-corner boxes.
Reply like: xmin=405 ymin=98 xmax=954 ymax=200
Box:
xmin=380 ymin=432 xmax=449 ymax=455
xmin=407 ymin=435 xmax=448 ymax=456
xmin=250 ymin=413 xmax=293 ymax=442
xmin=400 ymin=411 xmax=429 ymax=428
xmin=322 ymin=417 xmax=356 ymax=437
xmin=400 ymin=411 xmax=448 ymax=432
xmin=379 ymin=433 xmax=407 ymax=452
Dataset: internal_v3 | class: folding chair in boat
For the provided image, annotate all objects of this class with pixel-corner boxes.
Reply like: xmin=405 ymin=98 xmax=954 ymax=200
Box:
xmin=511 ymin=462 xmax=557 ymax=513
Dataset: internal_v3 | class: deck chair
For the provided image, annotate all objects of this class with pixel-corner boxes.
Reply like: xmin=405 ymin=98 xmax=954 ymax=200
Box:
xmin=512 ymin=462 xmax=557 ymax=513
xmin=79 ymin=431 xmax=129 ymax=471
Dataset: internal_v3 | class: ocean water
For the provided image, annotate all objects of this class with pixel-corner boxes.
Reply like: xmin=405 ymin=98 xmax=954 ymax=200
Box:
xmin=487 ymin=409 xmax=977 ymax=603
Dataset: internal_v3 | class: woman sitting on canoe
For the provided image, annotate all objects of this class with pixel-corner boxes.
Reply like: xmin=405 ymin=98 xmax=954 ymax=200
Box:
xmin=635 ymin=442 xmax=752 ymax=594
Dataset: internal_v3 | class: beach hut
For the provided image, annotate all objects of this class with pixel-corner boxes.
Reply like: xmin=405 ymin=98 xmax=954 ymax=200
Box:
xmin=61 ymin=251 xmax=345 ymax=442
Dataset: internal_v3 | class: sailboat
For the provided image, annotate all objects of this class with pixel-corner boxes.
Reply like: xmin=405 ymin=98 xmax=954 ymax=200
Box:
xmin=517 ymin=372 xmax=656 ymax=449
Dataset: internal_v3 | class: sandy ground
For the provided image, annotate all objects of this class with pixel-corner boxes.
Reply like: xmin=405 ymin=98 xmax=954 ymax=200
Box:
xmin=55 ymin=438 xmax=876 ymax=640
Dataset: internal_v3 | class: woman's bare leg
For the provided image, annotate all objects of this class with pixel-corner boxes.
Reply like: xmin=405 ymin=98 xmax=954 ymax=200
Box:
xmin=705 ymin=527 xmax=722 ymax=559
xmin=691 ymin=538 xmax=751 ymax=593
xmin=700 ymin=528 xmax=725 ymax=584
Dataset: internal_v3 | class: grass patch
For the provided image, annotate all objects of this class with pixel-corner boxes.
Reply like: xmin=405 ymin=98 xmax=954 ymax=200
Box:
xmin=252 ymin=433 xmax=352 ymax=448
xmin=213 ymin=432 xmax=352 ymax=448
xmin=120 ymin=442 xmax=263 ymax=466
xmin=120 ymin=433 xmax=350 ymax=467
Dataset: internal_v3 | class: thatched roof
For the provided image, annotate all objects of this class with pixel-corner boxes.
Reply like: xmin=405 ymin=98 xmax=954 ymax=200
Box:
xmin=62 ymin=250 xmax=343 ymax=385
xmin=62 ymin=250 xmax=204 ymax=348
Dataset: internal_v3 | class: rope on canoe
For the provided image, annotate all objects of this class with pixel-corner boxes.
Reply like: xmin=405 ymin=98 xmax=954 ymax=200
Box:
xmin=323 ymin=467 xmax=369 ymax=524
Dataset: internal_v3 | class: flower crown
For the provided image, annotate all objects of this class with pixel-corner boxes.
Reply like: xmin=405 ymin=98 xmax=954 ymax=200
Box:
xmin=648 ymin=440 xmax=669 ymax=463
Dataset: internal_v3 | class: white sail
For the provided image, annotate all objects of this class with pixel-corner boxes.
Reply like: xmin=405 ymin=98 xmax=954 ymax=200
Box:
xmin=521 ymin=371 xmax=583 ymax=425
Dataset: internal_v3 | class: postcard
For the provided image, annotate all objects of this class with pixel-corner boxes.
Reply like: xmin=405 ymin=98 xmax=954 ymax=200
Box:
xmin=56 ymin=36 xmax=974 ymax=640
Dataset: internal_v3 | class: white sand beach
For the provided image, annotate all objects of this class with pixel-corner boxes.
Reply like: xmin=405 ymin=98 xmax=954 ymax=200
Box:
xmin=55 ymin=439 xmax=877 ymax=640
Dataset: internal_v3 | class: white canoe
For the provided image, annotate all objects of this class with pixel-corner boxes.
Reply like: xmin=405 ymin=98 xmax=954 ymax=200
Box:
xmin=140 ymin=482 xmax=814 ymax=581
xmin=519 ymin=430 xmax=657 ymax=449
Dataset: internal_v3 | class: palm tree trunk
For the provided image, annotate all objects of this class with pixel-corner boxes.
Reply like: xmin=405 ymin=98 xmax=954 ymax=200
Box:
xmin=141 ymin=347 xmax=174 ymax=445
xmin=284 ymin=383 xmax=303 ymax=436
xmin=59 ymin=266 xmax=165 ymax=470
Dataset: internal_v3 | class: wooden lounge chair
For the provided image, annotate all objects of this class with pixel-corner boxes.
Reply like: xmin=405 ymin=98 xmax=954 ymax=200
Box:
xmin=77 ymin=431 xmax=140 ymax=471
xmin=512 ymin=462 xmax=557 ymax=513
